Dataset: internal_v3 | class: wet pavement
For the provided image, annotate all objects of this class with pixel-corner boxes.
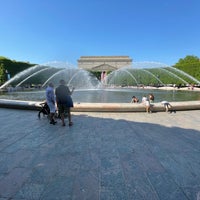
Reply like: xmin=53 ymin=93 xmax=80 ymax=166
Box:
xmin=0 ymin=108 xmax=200 ymax=200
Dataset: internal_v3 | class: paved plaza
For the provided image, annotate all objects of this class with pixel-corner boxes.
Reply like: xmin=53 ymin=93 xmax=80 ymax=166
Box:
xmin=0 ymin=108 xmax=200 ymax=200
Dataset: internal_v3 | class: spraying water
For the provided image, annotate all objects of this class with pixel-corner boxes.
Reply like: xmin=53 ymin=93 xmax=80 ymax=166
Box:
xmin=1 ymin=61 xmax=199 ymax=90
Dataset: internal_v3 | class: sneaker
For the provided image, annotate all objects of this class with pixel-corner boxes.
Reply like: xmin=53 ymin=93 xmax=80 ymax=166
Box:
xmin=69 ymin=122 xmax=73 ymax=126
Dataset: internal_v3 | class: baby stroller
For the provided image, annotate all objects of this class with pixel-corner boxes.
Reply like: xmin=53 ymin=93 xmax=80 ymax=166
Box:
xmin=38 ymin=101 xmax=50 ymax=118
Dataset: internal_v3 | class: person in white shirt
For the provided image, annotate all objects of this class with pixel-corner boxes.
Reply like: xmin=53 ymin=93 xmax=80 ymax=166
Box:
xmin=142 ymin=95 xmax=151 ymax=113
xmin=161 ymin=101 xmax=172 ymax=112
xmin=46 ymin=83 xmax=57 ymax=125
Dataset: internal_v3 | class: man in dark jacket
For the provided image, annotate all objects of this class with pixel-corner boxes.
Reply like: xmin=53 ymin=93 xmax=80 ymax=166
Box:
xmin=55 ymin=79 xmax=74 ymax=126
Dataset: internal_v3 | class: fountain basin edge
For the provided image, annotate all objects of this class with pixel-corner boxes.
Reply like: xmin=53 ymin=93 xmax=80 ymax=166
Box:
xmin=0 ymin=99 xmax=200 ymax=112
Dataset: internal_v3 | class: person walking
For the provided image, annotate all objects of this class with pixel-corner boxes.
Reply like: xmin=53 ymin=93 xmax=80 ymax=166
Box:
xmin=45 ymin=82 xmax=57 ymax=125
xmin=55 ymin=79 xmax=74 ymax=126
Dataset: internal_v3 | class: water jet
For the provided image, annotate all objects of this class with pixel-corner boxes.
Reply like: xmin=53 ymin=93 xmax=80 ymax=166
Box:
xmin=0 ymin=61 xmax=200 ymax=112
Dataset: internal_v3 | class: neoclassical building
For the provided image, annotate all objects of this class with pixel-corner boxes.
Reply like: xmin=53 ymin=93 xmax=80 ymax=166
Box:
xmin=77 ymin=56 xmax=132 ymax=71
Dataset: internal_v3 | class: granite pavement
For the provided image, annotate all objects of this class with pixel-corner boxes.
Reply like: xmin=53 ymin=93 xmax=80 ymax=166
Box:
xmin=0 ymin=108 xmax=200 ymax=200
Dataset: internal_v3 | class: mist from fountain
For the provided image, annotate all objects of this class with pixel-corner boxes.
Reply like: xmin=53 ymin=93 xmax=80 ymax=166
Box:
xmin=1 ymin=61 xmax=200 ymax=91
xmin=159 ymin=68 xmax=188 ymax=85
xmin=0 ymin=61 xmax=200 ymax=103
xmin=106 ymin=61 xmax=200 ymax=87
xmin=166 ymin=67 xmax=200 ymax=85
xmin=0 ymin=65 xmax=49 ymax=89
xmin=0 ymin=62 xmax=102 ymax=90
xmin=141 ymin=69 xmax=164 ymax=85
xmin=16 ymin=68 xmax=50 ymax=87
xmin=42 ymin=68 xmax=66 ymax=88
xmin=106 ymin=68 xmax=139 ymax=86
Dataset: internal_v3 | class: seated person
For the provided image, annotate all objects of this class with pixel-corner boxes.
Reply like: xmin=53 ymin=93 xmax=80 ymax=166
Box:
xmin=131 ymin=96 xmax=139 ymax=103
xmin=148 ymin=93 xmax=154 ymax=103
xmin=142 ymin=95 xmax=151 ymax=113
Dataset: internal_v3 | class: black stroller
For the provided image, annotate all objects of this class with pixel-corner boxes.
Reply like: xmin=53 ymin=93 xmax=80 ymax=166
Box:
xmin=38 ymin=101 xmax=50 ymax=118
xmin=38 ymin=101 xmax=68 ymax=119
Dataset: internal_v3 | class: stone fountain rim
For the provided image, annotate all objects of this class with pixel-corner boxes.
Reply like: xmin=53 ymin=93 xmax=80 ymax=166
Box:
xmin=0 ymin=99 xmax=200 ymax=112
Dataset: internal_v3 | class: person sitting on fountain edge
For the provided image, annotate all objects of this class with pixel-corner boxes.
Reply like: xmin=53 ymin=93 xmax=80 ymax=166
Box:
xmin=142 ymin=95 xmax=152 ymax=113
xmin=131 ymin=96 xmax=139 ymax=103
xmin=148 ymin=93 xmax=154 ymax=103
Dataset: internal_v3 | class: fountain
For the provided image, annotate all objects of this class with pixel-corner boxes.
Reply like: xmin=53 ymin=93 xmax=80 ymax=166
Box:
xmin=106 ymin=62 xmax=200 ymax=87
xmin=0 ymin=61 xmax=200 ymax=112
xmin=0 ymin=62 xmax=101 ymax=90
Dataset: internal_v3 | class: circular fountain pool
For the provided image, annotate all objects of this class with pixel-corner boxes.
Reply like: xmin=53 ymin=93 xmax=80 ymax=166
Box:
xmin=1 ymin=87 xmax=200 ymax=103
xmin=0 ymin=61 xmax=200 ymax=104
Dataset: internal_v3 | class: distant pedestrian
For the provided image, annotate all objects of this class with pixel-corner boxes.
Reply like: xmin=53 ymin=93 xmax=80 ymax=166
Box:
xmin=101 ymin=71 xmax=107 ymax=84
xmin=45 ymin=83 xmax=57 ymax=125
xmin=55 ymin=79 xmax=74 ymax=126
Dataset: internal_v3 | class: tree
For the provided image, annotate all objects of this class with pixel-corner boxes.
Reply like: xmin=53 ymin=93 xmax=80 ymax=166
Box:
xmin=173 ymin=55 xmax=200 ymax=81
xmin=0 ymin=63 xmax=6 ymax=85
xmin=0 ymin=56 xmax=36 ymax=80
xmin=175 ymin=55 xmax=199 ymax=65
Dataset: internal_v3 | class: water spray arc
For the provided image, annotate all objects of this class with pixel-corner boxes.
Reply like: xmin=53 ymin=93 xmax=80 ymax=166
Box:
xmin=107 ymin=68 xmax=138 ymax=86
xmin=141 ymin=69 xmax=164 ymax=85
xmin=42 ymin=69 xmax=66 ymax=88
xmin=168 ymin=67 xmax=200 ymax=85
xmin=1 ymin=61 xmax=199 ymax=90
xmin=159 ymin=68 xmax=189 ymax=85
xmin=68 ymin=69 xmax=89 ymax=86
xmin=16 ymin=68 xmax=50 ymax=87
xmin=0 ymin=65 xmax=48 ymax=89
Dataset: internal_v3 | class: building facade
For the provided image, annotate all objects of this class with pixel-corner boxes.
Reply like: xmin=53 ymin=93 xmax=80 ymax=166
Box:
xmin=77 ymin=56 xmax=132 ymax=71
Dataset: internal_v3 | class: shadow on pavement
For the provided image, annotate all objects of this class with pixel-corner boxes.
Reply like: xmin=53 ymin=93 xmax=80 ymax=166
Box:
xmin=0 ymin=109 xmax=200 ymax=200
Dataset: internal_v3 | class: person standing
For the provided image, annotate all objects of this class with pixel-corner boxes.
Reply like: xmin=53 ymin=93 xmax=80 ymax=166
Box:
xmin=101 ymin=71 xmax=107 ymax=84
xmin=55 ymin=79 xmax=74 ymax=126
xmin=46 ymin=83 xmax=57 ymax=125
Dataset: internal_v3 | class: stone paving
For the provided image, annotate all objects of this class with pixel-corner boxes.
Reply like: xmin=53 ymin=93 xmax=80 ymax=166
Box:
xmin=0 ymin=108 xmax=200 ymax=200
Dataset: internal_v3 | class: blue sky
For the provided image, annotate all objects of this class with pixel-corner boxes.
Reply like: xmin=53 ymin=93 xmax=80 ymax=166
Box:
xmin=0 ymin=0 xmax=200 ymax=67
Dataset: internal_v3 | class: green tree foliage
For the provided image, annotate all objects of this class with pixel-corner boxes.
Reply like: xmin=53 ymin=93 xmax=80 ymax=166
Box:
xmin=0 ymin=63 xmax=6 ymax=84
xmin=0 ymin=56 xmax=36 ymax=78
xmin=173 ymin=55 xmax=200 ymax=81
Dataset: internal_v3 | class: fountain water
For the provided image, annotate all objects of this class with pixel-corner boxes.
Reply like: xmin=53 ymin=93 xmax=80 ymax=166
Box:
xmin=106 ymin=62 xmax=200 ymax=87
xmin=0 ymin=61 xmax=200 ymax=103
xmin=140 ymin=69 xmax=164 ymax=85
xmin=0 ymin=62 xmax=101 ymax=90
xmin=165 ymin=67 xmax=200 ymax=85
